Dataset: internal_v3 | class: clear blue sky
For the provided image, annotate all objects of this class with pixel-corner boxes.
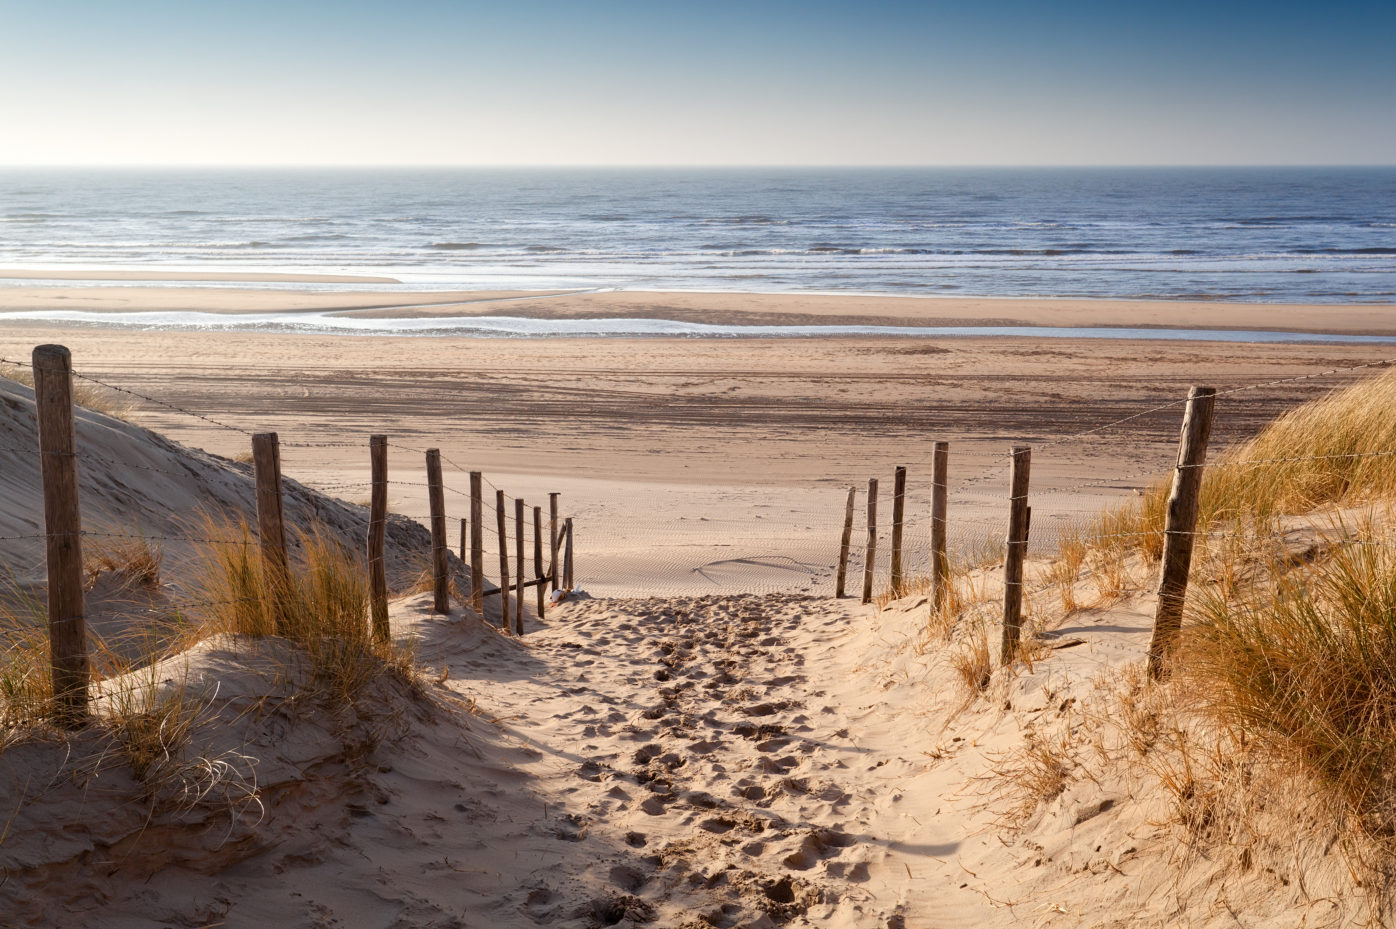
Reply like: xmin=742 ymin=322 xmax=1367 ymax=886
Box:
xmin=1 ymin=0 xmax=1392 ymax=165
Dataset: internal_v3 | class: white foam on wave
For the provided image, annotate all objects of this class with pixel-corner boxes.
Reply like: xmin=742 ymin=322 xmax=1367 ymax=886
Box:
xmin=2 ymin=308 xmax=1395 ymax=344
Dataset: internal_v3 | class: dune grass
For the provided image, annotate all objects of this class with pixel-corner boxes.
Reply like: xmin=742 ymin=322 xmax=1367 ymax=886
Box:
xmin=0 ymin=361 xmax=139 ymax=422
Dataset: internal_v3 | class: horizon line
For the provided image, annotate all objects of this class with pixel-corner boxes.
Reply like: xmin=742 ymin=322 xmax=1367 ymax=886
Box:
xmin=2 ymin=163 xmax=1395 ymax=171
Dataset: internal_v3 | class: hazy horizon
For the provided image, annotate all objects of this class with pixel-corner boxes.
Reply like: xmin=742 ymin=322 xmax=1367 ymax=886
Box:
xmin=3 ymin=1 xmax=1392 ymax=167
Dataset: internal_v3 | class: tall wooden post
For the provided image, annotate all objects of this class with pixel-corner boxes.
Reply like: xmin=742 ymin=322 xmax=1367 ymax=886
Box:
xmin=470 ymin=472 xmax=484 ymax=615
xmin=549 ymin=493 xmax=560 ymax=593
xmin=1001 ymin=446 xmax=1032 ymax=664
xmin=368 ymin=435 xmax=389 ymax=644
xmin=930 ymin=442 xmax=949 ymax=611
xmin=33 ymin=345 xmax=88 ymax=726
xmin=861 ymin=478 xmax=878 ymax=604
xmin=426 ymin=449 xmax=449 ymax=614
xmin=496 ymin=490 xmax=511 ymax=633
xmin=533 ymin=505 xmax=545 ymax=617
xmin=835 ymin=486 xmax=856 ymax=598
xmin=1148 ymin=387 xmax=1218 ymax=679
xmin=890 ymin=465 xmax=907 ymax=595
xmin=514 ymin=497 xmax=527 ymax=635
xmin=563 ymin=517 xmax=574 ymax=590
xmin=252 ymin=432 xmax=289 ymax=635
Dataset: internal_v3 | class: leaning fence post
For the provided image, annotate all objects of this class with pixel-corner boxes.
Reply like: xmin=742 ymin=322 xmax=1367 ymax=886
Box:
xmin=930 ymin=441 xmax=950 ymax=611
xmin=252 ymin=432 xmax=290 ymax=635
xmin=862 ymin=478 xmax=878 ymax=604
xmin=514 ymin=497 xmax=527 ymax=635
xmin=564 ymin=517 xmax=574 ymax=590
xmin=533 ymin=505 xmax=545 ymax=617
xmin=549 ymin=493 xmax=560 ymax=592
xmin=470 ymin=472 xmax=484 ymax=615
xmin=1147 ymin=386 xmax=1218 ymax=679
xmin=426 ymin=449 xmax=449 ymax=614
xmin=368 ymin=435 xmax=389 ymax=644
xmin=33 ymin=344 xmax=88 ymax=727
xmin=890 ymin=465 xmax=907 ymax=595
xmin=496 ymin=490 xmax=511 ymax=633
xmin=1001 ymin=446 xmax=1032 ymax=663
xmin=835 ymin=486 xmax=856 ymax=598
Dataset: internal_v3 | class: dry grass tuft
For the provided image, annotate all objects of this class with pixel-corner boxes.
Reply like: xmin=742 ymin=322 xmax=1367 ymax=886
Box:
xmin=0 ymin=361 xmax=139 ymax=422
xmin=231 ymin=449 xmax=255 ymax=465
xmin=991 ymin=730 xmax=1075 ymax=826
xmin=86 ymin=531 xmax=163 ymax=591
xmin=190 ymin=516 xmax=421 ymax=708
xmin=950 ymin=621 xmax=993 ymax=695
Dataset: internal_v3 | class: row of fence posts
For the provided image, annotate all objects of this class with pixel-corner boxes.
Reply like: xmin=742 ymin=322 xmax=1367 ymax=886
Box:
xmin=835 ymin=387 xmax=1216 ymax=681
xmin=26 ymin=343 xmax=579 ymax=727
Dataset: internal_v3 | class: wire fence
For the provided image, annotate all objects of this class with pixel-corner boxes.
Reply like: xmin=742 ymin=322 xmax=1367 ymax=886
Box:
xmin=2 ymin=352 xmax=1395 ymax=607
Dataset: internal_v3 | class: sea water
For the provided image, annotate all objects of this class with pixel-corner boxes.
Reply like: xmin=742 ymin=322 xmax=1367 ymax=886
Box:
xmin=2 ymin=167 xmax=1393 ymax=304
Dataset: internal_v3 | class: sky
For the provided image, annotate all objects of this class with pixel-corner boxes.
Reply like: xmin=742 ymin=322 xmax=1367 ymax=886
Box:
xmin=1 ymin=0 xmax=1393 ymax=166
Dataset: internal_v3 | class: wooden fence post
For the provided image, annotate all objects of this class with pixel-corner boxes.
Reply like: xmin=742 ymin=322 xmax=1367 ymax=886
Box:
xmin=533 ymin=505 xmax=545 ymax=617
xmin=1147 ymin=386 xmax=1218 ymax=679
xmin=459 ymin=517 xmax=467 ymax=562
xmin=549 ymin=493 xmax=560 ymax=593
xmin=835 ymin=486 xmax=856 ymax=598
xmin=514 ymin=497 xmax=526 ymax=635
xmin=564 ymin=517 xmax=574 ymax=590
xmin=33 ymin=344 xmax=88 ymax=727
xmin=470 ymin=472 xmax=484 ymax=615
xmin=1001 ymin=446 xmax=1032 ymax=663
xmin=930 ymin=442 xmax=949 ymax=611
xmin=425 ymin=449 xmax=449 ymax=614
xmin=862 ymin=478 xmax=878 ymax=604
xmin=497 ymin=490 xmax=511 ymax=633
xmin=252 ymin=432 xmax=290 ymax=635
xmin=368 ymin=435 xmax=389 ymax=644
xmin=890 ymin=465 xmax=907 ymax=595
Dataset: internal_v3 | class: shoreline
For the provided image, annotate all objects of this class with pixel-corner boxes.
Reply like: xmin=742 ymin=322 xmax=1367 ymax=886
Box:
xmin=1 ymin=281 xmax=1395 ymax=335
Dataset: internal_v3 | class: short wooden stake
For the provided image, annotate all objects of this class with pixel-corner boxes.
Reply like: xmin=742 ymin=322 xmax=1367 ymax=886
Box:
xmin=459 ymin=517 xmax=467 ymax=562
xmin=563 ymin=517 xmax=574 ymax=590
xmin=470 ymin=472 xmax=484 ymax=615
xmin=497 ymin=489 xmax=511 ymax=633
xmin=862 ymin=478 xmax=878 ymax=604
xmin=1147 ymin=386 xmax=1218 ymax=679
xmin=533 ymin=505 xmax=545 ymax=617
xmin=835 ymin=486 xmax=856 ymax=598
xmin=33 ymin=344 xmax=88 ymax=727
xmin=252 ymin=432 xmax=290 ymax=635
xmin=890 ymin=465 xmax=907 ymax=595
xmin=368 ymin=435 xmax=389 ymax=644
xmin=1001 ymin=446 xmax=1032 ymax=664
xmin=549 ymin=493 xmax=560 ymax=593
xmin=930 ymin=442 xmax=949 ymax=611
xmin=426 ymin=449 xmax=449 ymax=614
xmin=514 ymin=497 xmax=526 ymax=635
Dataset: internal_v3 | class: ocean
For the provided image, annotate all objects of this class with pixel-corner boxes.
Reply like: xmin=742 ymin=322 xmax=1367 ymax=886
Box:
xmin=1 ymin=167 xmax=1394 ymax=303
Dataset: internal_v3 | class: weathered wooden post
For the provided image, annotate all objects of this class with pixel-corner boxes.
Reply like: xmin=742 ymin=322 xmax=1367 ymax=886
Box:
xmin=835 ymin=486 xmax=856 ymax=598
xmin=533 ymin=505 xmax=545 ymax=616
xmin=252 ymin=431 xmax=290 ymax=634
xmin=890 ymin=465 xmax=907 ymax=595
xmin=426 ymin=449 xmax=449 ymax=614
xmin=1147 ymin=387 xmax=1218 ymax=679
xmin=496 ymin=490 xmax=511 ymax=633
xmin=33 ymin=345 xmax=88 ymax=726
xmin=368 ymin=435 xmax=389 ymax=644
xmin=1001 ymin=446 xmax=1032 ymax=663
xmin=930 ymin=442 xmax=949 ymax=612
xmin=549 ymin=493 xmax=560 ymax=593
xmin=861 ymin=478 xmax=878 ymax=604
xmin=563 ymin=517 xmax=574 ymax=590
xmin=469 ymin=472 xmax=484 ymax=615
xmin=459 ymin=517 xmax=467 ymax=562
xmin=514 ymin=497 xmax=527 ymax=635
